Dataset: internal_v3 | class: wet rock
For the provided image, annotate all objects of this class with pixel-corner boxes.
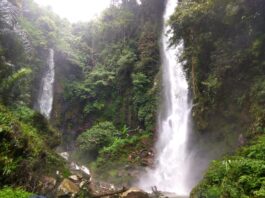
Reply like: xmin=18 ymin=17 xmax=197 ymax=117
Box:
xmin=43 ymin=176 xmax=56 ymax=187
xmin=69 ymin=162 xmax=91 ymax=181
xmin=57 ymin=178 xmax=80 ymax=197
xmin=70 ymin=162 xmax=80 ymax=171
xmin=69 ymin=175 xmax=80 ymax=182
xmin=59 ymin=152 xmax=70 ymax=160
xmin=121 ymin=187 xmax=149 ymax=198
xmin=141 ymin=157 xmax=154 ymax=166
xmin=79 ymin=180 xmax=88 ymax=188
xmin=56 ymin=170 xmax=63 ymax=179
xmin=39 ymin=176 xmax=57 ymax=195
xmin=140 ymin=150 xmax=149 ymax=158
xmin=80 ymin=165 xmax=91 ymax=180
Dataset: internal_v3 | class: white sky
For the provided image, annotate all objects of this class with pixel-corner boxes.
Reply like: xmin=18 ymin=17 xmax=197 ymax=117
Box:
xmin=34 ymin=0 xmax=112 ymax=22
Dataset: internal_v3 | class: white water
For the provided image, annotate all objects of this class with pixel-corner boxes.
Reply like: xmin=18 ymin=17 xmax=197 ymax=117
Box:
xmin=139 ymin=0 xmax=192 ymax=195
xmin=38 ymin=48 xmax=55 ymax=119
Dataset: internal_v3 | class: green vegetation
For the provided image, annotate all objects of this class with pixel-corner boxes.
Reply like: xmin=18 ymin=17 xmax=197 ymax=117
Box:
xmin=0 ymin=104 xmax=66 ymax=190
xmin=89 ymin=129 xmax=153 ymax=185
xmin=0 ymin=0 xmax=74 ymax=194
xmin=58 ymin=0 xmax=165 ymax=183
xmin=75 ymin=120 xmax=153 ymax=184
xmin=0 ymin=187 xmax=32 ymax=198
xmin=98 ymin=132 xmax=151 ymax=165
xmin=77 ymin=121 xmax=118 ymax=157
xmin=1 ymin=0 xmax=165 ymax=191
xmin=64 ymin=0 xmax=164 ymax=132
xmin=191 ymin=135 xmax=265 ymax=198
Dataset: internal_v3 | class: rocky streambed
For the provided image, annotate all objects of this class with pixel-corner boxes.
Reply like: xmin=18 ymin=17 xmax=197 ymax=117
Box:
xmin=31 ymin=152 xmax=187 ymax=198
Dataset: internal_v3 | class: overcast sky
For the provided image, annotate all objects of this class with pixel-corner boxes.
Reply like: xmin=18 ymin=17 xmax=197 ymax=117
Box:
xmin=34 ymin=0 xmax=112 ymax=22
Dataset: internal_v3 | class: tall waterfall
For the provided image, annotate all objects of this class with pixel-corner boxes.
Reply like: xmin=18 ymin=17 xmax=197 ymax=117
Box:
xmin=139 ymin=0 xmax=192 ymax=195
xmin=37 ymin=48 xmax=55 ymax=119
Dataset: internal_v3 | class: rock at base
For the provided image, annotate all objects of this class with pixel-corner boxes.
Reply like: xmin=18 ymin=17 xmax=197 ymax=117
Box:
xmin=57 ymin=178 xmax=80 ymax=197
xmin=80 ymin=165 xmax=91 ymax=179
xmin=121 ymin=187 xmax=149 ymax=198
xmin=69 ymin=162 xmax=91 ymax=181
xmin=69 ymin=175 xmax=80 ymax=182
xmin=59 ymin=152 xmax=70 ymax=160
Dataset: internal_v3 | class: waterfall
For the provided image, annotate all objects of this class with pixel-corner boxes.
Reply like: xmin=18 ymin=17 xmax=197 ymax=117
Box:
xmin=37 ymin=48 xmax=55 ymax=119
xmin=138 ymin=0 xmax=193 ymax=195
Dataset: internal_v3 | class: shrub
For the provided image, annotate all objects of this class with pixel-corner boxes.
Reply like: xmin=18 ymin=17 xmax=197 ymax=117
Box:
xmin=77 ymin=121 xmax=117 ymax=157
xmin=191 ymin=135 xmax=265 ymax=198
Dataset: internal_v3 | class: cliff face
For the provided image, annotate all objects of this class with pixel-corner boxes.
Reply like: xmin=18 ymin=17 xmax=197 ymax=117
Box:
xmin=169 ymin=0 xmax=265 ymax=154
xmin=168 ymin=0 xmax=265 ymax=197
xmin=51 ymin=50 xmax=84 ymax=149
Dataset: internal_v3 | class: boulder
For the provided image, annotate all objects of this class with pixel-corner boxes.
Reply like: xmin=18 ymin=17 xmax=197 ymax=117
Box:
xmin=69 ymin=175 xmax=80 ymax=182
xmin=59 ymin=152 xmax=70 ymax=161
xmin=42 ymin=176 xmax=56 ymax=188
xmin=121 ymin=187 xmax=149 ymax=198
xmin=39 ymin=176 xmax=57 ymax=195
xmin=79 ymin=180 xmax=88 ymax=188
xmin=80 ymin=165 xmax=91 ymax=180
xmin=69 ymin=162 xmax=91 ymax=181
xmin=141 ymin=157 xmax=154 ymax=167
xmin=70 ymin=162 xmax=80 ymax=171
xmin=57 ymin=178 xmax=80 ymax=197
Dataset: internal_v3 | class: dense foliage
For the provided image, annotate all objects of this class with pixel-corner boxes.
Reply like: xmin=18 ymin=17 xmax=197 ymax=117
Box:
xmin=0 ymin=104 xmax=68 ymax=192
xmin=0 ymin=0 xmax=166 ymax=191
xmin=0 ymin=1 xmax=63 ymax=195
xmin=191 ymin=135 xmax=265 ymax=198
xmin=64 ymin=0 xmax=165 ymax=132
xmin=92 ymin=131 xmax=152 ymax=184
xmin=0 ymin=0 xmax=82 ymax=108
xmin=77 ymin=121 xmax=118 ymax=157
xmin=62 ymin=0 xmax=166 ymax=182
xmin=0 ymin=0 xmax=32 ymax=105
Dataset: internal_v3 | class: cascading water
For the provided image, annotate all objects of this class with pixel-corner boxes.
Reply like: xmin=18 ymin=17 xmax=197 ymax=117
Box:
xmin=139 ymin=0 xmax=193 ymax=196
xmin=37 ymin=48 xmax=55 ymax=119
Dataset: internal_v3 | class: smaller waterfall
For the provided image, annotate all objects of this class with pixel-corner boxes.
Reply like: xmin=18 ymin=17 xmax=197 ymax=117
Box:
xmin=37 ymin=48 xmax=55 ymax=119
